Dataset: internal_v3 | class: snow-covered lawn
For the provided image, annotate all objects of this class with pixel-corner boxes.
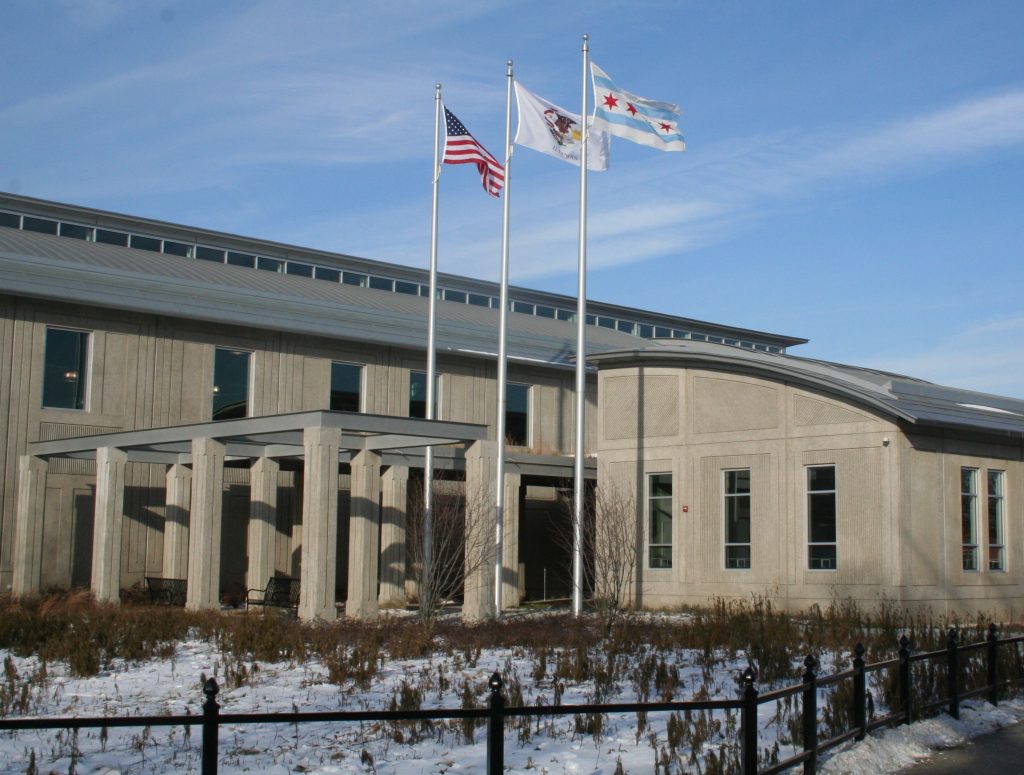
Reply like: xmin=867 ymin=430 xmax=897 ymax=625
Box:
xmin=2 ymin=633 xmax=1022 ymax=775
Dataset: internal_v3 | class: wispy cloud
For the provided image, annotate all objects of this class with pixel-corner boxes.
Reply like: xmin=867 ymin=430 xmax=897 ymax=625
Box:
xmin=863 ymin=317 xmax=1024 ymax=398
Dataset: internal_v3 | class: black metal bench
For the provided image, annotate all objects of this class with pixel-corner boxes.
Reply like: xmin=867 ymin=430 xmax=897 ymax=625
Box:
xmin=246 ymin=577 xmax=300 ymax=611
xmin=145 ymin=577 xmax=187 ymax=606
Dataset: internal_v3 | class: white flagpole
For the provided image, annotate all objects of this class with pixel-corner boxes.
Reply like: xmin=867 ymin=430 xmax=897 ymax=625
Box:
xmin=423 ymin=83 xmax=442 ymax=616
xmin=572 ymin=35 xmax=590 ymax=616
xmin=494 ymin=60 xmax=514 ymax=617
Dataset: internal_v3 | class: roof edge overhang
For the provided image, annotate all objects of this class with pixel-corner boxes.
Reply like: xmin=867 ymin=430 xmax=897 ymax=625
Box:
xmin=591 ymin=347 xmax=916 ymax=424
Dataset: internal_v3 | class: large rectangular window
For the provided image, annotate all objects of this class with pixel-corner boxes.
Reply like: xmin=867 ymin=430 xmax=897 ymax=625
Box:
xmin=409 ymin=371 xmax=439 ymax=419
xmin=988 ymin=470 xmax=1005 ymax=572
xmin=43 ymin=328 xmax=89 ymax=410
xmin=648 ymin=473 xmax=673 ymax=569
xmin=212 ymin=348 xmax=251 ymax=421
xmin=808 ymin=465 xmax=837 ymax=570
xmin=330 ymin=362 xmax=362 ymax=412
xmin=962 ymin=468 xmax=979 ymax=571
xmin=724 ymin=469 xmax=751 ymax=569
xmin=505 ymin=383 xmax=531 ymax=447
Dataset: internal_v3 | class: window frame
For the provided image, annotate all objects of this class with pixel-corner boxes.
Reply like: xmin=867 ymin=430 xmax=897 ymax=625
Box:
xmin=961 ymin=467 xmax=979 ymax=572
xmin=724 ymin=468 xmax=752 ymax=570
xmin=212 ymin=347 xmax=252 ymax=421
xmin=647 ymin=472 xmax=673 ymax=570
xmin=987 ymin=469 xmax=1005 ymax=572
xmin=408 ymin=370 xmax=441 ymax=420
xmin=329 ymin=361 xmax=364 ymax=413
xmin=807 ymin=464 xmax=837 ymax=571
xmin=42 ymin=326 xmax=91 ymax=411
xmin=504 ymin=382 xmax=532 ymax=447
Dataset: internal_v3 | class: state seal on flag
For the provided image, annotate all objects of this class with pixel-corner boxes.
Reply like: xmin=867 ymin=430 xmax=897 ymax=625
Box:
xmin=543 ymin=109 xmax=582 ymax=147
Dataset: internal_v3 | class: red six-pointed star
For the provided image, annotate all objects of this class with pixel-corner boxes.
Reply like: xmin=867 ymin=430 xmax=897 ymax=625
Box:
xmin=603 ymin=93 xmax=619 ymax=109
xmin=626 ymin=103 xmax=638 ymax=116
xmin=660 ymin=122 xmax=672 ymax=132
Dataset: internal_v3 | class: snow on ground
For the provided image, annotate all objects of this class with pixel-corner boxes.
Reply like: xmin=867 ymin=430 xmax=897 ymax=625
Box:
xmin=1 ymin=636 xmax=1022 ymax=774
xmin=821 ymin=698 xmax=1024 ymax=774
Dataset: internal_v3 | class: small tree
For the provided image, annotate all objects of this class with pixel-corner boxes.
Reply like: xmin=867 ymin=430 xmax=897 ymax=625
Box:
xmin=405 ymin=475 xmax=493 ymax=624
xmin=557 ymin=482 xmax=640 ymax=627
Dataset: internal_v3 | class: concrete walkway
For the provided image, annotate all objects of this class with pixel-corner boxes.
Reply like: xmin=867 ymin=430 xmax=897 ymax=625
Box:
xmin=900 ymin=722 xmax=1024 ymax=773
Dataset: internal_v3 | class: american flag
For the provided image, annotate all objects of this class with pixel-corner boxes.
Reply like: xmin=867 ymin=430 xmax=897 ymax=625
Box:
xmin=443 ymin=107 xmax=505 ymax=197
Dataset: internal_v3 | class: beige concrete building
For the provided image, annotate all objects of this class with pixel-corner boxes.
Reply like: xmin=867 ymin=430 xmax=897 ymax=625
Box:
xmin=0 ymin=193 xmax=802 ymax=620
xmin=594 ymin=342 xmax=1024 ymax=618
xmin=15 ymin=193 xmax=1017 ymax=620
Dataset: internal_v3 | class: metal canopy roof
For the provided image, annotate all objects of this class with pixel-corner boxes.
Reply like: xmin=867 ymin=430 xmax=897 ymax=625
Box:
xmin=591 ymin=340 xmax=1024 ymax=439
xmin=29 ymin=411 xmax=486 ymax=464
xmin=27 ymin=410 xmax=596 ymax=478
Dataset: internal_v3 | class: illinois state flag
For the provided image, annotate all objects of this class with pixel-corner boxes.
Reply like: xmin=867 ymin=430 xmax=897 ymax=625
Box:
xmin=590 ymin=63 xmax=686 ymax=152
xmin=514 ymin=82 xmax=610 ymax=170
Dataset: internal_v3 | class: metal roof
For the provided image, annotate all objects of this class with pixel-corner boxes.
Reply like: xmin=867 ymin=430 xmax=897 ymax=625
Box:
xmin=591 ymin=340 xmax=1024 ymax=439
xmin=0 ymin=192 xmax=808 ymax=349
xmin=0 ymin=228 xmax=646 ymax=369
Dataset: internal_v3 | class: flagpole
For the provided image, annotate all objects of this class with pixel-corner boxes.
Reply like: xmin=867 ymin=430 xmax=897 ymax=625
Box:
xmin=572 ymin=34 xmax=590 ymax=617
xmin=494 ymin=59 xmax=514 ymax=617
xmin=423 ymin=83 xmax=442 ymax=617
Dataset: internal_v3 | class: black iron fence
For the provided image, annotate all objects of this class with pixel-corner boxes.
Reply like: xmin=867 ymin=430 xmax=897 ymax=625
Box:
xmin=3 ymin=624 xmax=1023 ymax=774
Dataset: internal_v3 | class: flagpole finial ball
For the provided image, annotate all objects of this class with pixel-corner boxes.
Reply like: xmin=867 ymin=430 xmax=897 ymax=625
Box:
xmin=435 ymin=83 xmax=442 ymax=91
xmin=507 ymin=59 xmax=513 ymax=67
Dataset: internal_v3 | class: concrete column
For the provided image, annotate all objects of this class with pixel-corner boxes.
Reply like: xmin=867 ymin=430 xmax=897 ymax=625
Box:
xmin=346 ymin=449 xmax=382 ymax=619
xmin=299 ymin=425 xmax=341 ymax=622
xmin=91 ymin=446 xmax=128 ymax=603
xmin=247 ymin=457 xmax=280 ymax=592
xmin=186 ymin=437 xmax=225 ymax=610
xmin=163 ymin=463 xmax=191 ymax=580
xmin=11 ymin=455 xmax=48 ymax=599
xmin=501 ymin=472 xmax=522 ymax=609
xmin=463 ymin=440 xmax=497 ymax=622
xmin=378 ymin=465 xmax=409 ymax=608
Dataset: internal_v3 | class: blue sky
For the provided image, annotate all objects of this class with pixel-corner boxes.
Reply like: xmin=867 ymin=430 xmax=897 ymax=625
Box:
xmin=3 ymin=1 xmax=1023 ymax=395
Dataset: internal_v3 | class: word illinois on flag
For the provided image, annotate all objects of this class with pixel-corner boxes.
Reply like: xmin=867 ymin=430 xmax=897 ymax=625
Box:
xmin=590 ymin=63 xmax=686 ymax=152
xmin=443 ymin=107 xmax=505 ymax=197
xmin=514 ymin=82 xmax=610 ymax=170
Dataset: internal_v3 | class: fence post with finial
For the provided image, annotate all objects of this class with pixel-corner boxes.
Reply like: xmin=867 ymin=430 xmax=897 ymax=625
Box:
xmin=740 ymin=666 xmax=758 ymax=775
xmin=487 ymin=671 xmax=505 ymax=775
xmin=987 ymin=622 xmax=999 ymax=706
xmin=202 ymin=677 xmax=220 ymax=775
xmin=947 ymin=628 xmax=960 ymax=720
xmin=853 ymin=643 xmax=867 ymax=741
xmin=802 ymin=654 xmax=818 ymax=775
xmin=899 ymin=635 xmax=912 ymax=725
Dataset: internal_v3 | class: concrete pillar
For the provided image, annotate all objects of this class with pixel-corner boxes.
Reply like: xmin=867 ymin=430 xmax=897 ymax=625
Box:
xmin=299 ymin=425 xmax=341 ymax=622
xmin=346 ymin=449 xmax=382 ymax=619
xmin=91 ymin=446 xmax=127 ymax=603
xmin=163 ymin=463 xmax=191 ymax=580
xmin=378 ymin=465 xmax=408 ymax=608
xmin=463 ymin=440 xmax=497 ymax=621
xmin=186 ymin=438 xmax=225 ymax=610
xmin=501 ymin=472 xmax=522 ymax=609
xmin=247 ymin=457 xmax=280 ymax=592
xmin=11 ymin=455 xmax=48 ymax=598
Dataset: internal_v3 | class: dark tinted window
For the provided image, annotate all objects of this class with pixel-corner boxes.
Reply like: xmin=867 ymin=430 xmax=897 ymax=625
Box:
xmin=43 ymin=328 xmax=88 ymax=409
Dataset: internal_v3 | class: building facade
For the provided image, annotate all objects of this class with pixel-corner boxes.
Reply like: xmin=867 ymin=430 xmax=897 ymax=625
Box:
xmin=0 ymin=193 xmax=802 ymax=618
xmin=594 ymin=343 xmax=1024 ymax=618
xmin=9 ymin=193 xmax=1019 ymax=620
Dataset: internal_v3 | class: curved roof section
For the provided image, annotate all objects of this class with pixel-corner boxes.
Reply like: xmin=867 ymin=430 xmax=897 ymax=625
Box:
xmin=591 ymin=340 xmax=1024 ymax=438
xmin=0 ymin=227 xmax=646 ymax=369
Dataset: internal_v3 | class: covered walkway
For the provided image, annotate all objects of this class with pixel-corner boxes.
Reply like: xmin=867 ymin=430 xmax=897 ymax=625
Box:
xmin=11 ymin=410 xmax=494 ymax=621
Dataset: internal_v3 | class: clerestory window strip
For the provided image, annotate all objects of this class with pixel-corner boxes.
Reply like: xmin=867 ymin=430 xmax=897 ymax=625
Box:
xmin=0 ymin=206 xmax=786 ymax=352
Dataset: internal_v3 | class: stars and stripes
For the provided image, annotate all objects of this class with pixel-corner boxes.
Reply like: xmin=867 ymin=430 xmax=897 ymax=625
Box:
xmin=443 ymin=107 xmax=505 ymax=197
